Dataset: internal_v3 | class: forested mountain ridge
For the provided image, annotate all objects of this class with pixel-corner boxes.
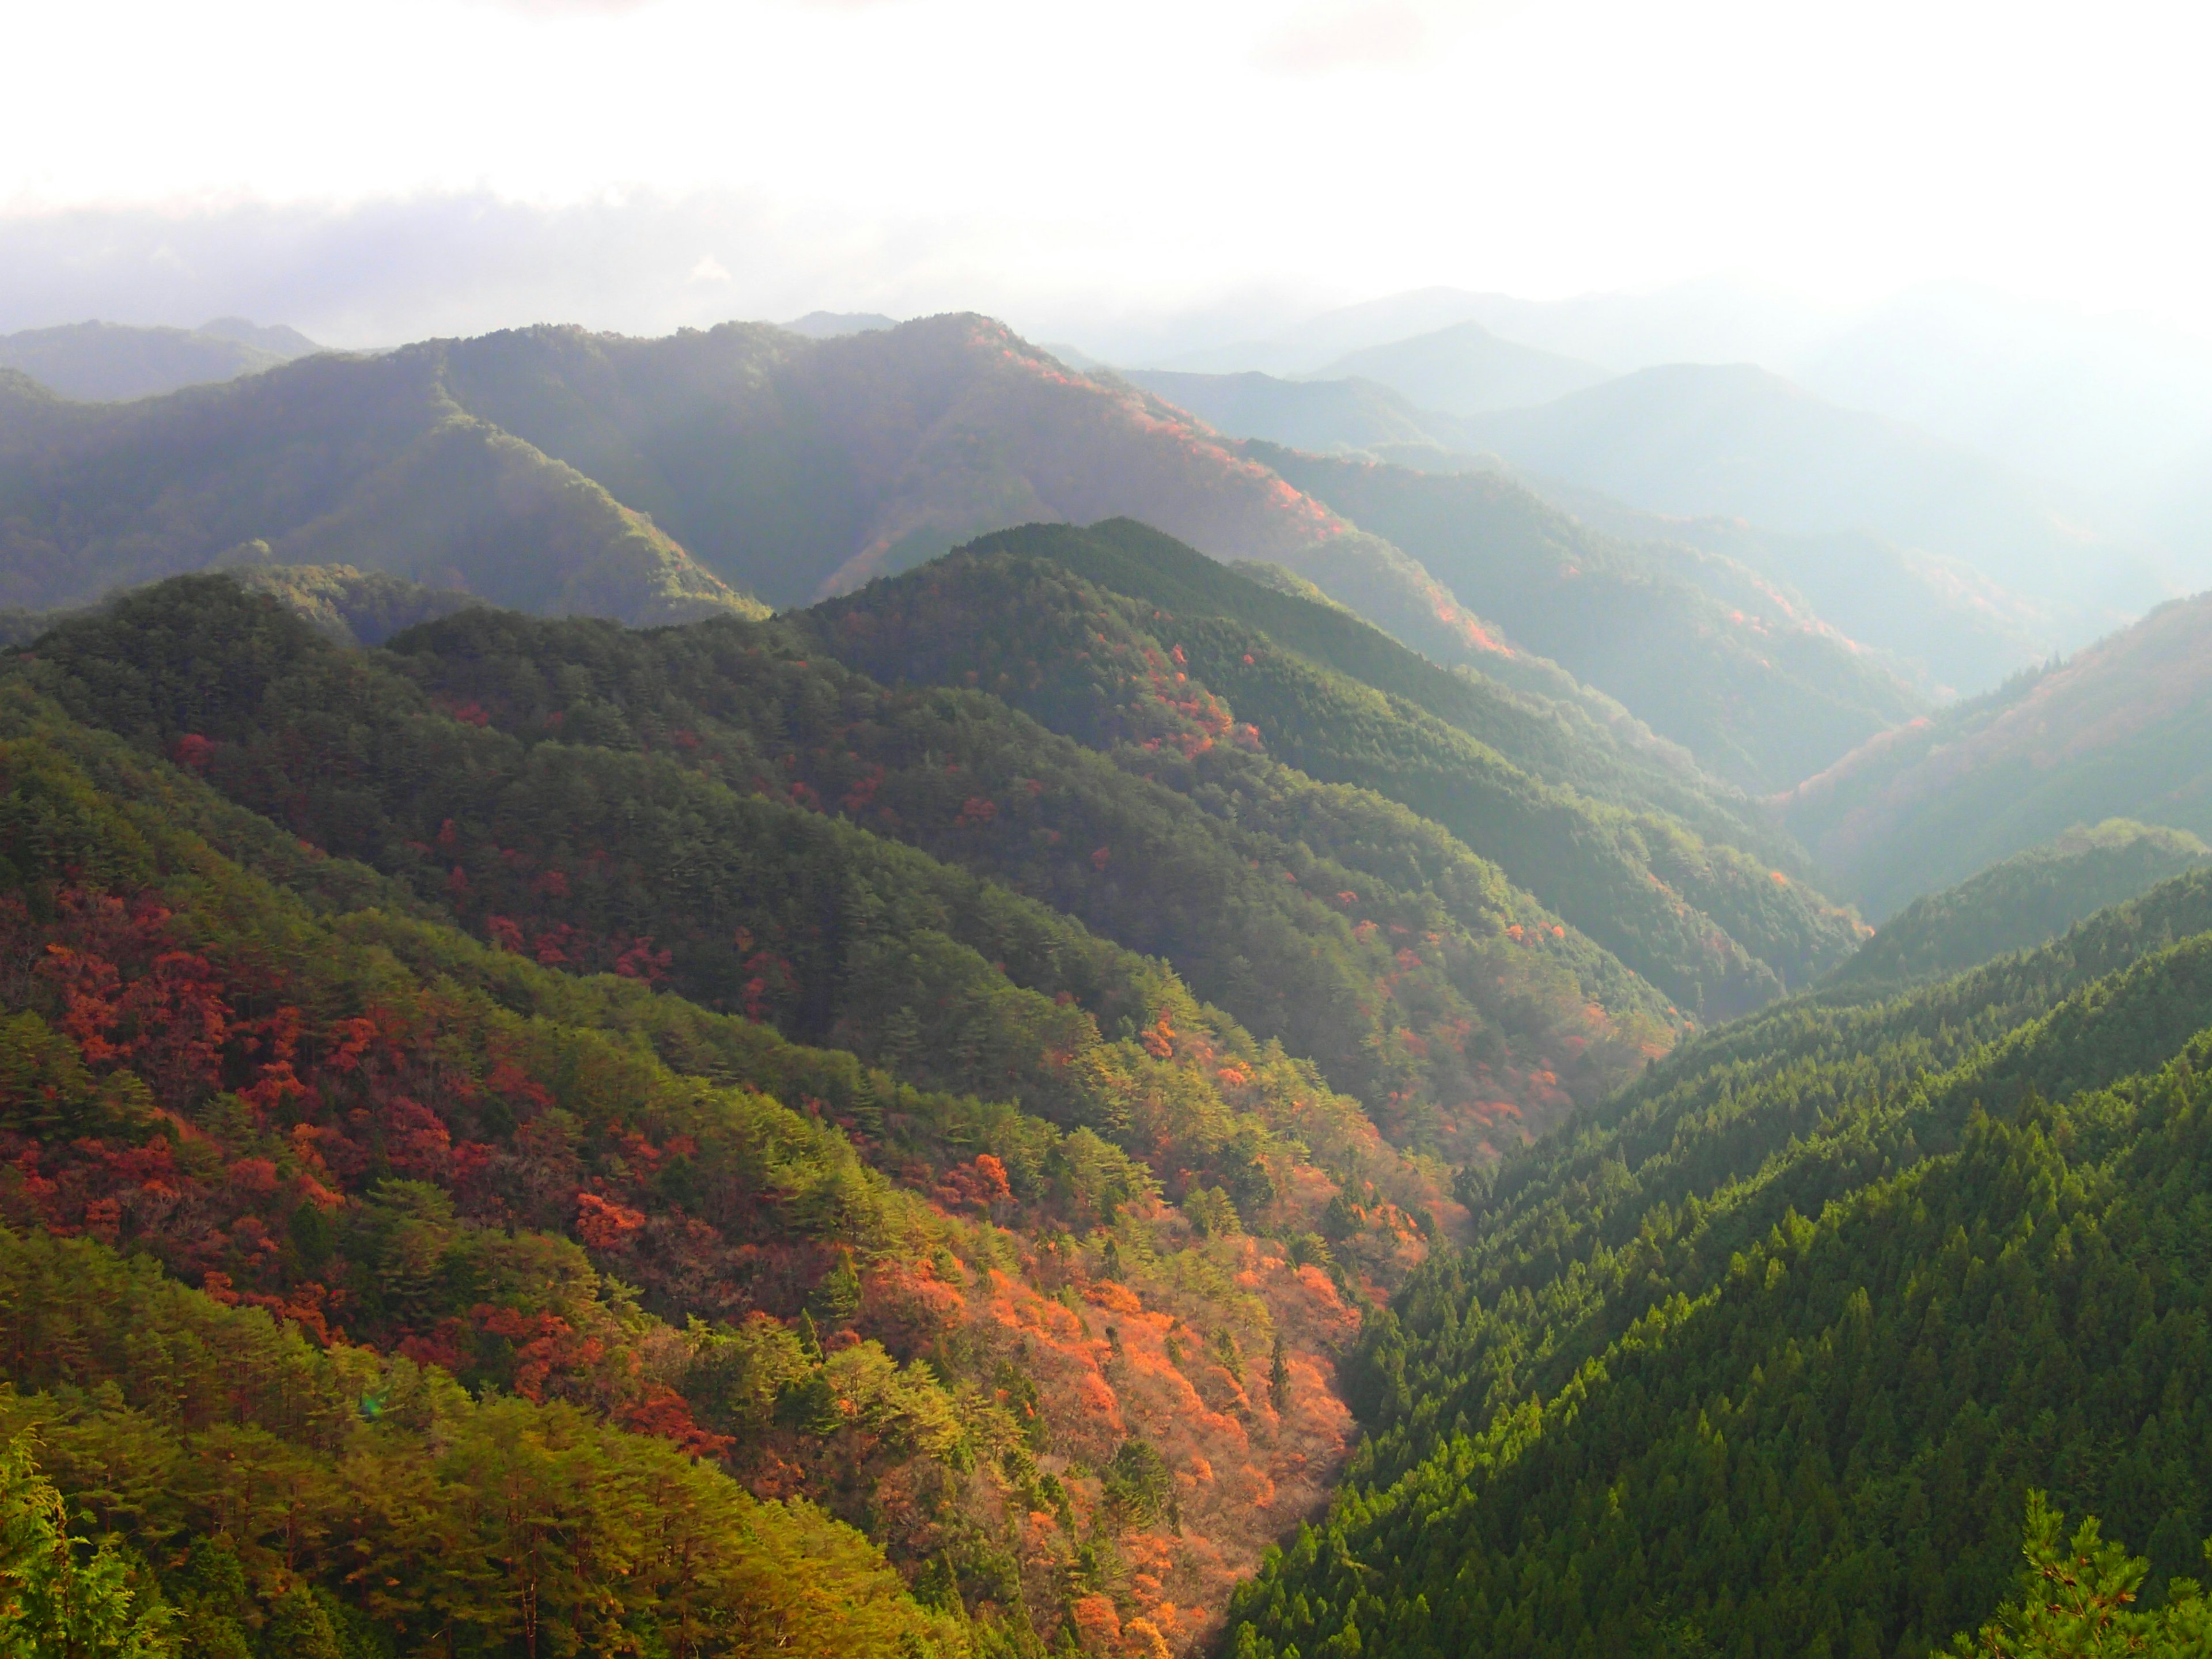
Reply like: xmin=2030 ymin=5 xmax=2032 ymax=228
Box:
xmin=0 ymin=581 xmax=1459 ymax=1654
xmin=1778 ymin=588 xmax=2212 ymax=918
xmin=797 ymin=522 xmax=1867 ymax=1020
xmin=0 ymin=352 xmax=763 ymax=625
xmin=1831 ymin=819 xmax=2210 ymax=991
xmin=20 ymin=570 xmax=1673 ymax=1157
xmin=0 ymin=314 xmax=1937 ymax=797
xmin=12 ymin=305 xmax=2207 ymax=1659
xmin=1225 ymin=860 xmax=2212 ymax=1657
xmin=1243 ymin=444 xmax=1925 ymax=791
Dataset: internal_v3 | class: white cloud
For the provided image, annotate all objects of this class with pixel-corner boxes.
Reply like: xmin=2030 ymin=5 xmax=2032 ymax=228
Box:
xmin=689 ymin=254 xmax=734 ymax=282
xmin=1253 ymin=2 xmax=1430 ymax=73
xmin=3 ymin=0 xmax=2210 ymax=340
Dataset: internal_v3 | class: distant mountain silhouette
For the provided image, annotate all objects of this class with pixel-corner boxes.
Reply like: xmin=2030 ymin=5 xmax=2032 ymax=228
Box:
xmin=1452 ymin=362 xmax=2168 ymax=635
xmin=1314 ymin=320 xmax=1607 ymax=415
xmin=779 ymin=310 xmax=899 ymax=338
xmin=1119 ymin=369 xmax=1450 ymax=452
xmin=0 ymin=316 xmax=320 ymax=400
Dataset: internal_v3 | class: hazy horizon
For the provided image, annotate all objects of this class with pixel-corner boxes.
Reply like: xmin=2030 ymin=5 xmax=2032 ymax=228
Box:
xmin=7 ymin=0 xmax=2211 ymax=356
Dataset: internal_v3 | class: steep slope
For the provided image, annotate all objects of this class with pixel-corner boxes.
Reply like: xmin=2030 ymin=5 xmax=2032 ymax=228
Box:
xmin=0 ymin=1233 xmax=951 ymax=1659
xmin=32 ymin=573 xmax=1689 ymax=1156
xmin=1313 ymin=320 xmax=1608 ymax=416
xmin=1450 ymin=363 xmax=2162 ymax=631
xmin=1778 ymin=590 xmax=2212 ymax=918
xmin=1228 ymin=863 xmax=2212 ymax=1658
xmin=957 ymin=517 xmax=1787 ymax=858
xmin=0 ymin=353 xmax=764 ymax=623
xmin=0 ymin=316 xmax=317 ymax=400
xmin=796 ymin=524 xmax=1868 ymax=1021
xmin=0 ymin=584 xmax=1436 ymax=1654
xmin=1831 ymin=820 xmax=2211 ymax=990
xmin=1246 ymin=444 xmax=1926 ymax=791
xmin=0 ymin=316 xmax=1922 ymax=802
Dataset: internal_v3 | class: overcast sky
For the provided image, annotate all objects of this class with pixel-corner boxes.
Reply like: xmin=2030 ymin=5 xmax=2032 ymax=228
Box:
xmin=5 ymin=0 xmax=2209 ymax=349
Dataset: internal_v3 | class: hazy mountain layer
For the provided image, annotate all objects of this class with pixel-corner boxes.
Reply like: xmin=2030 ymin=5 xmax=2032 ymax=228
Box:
xmin=1830 ymin=819 xmax=2211 ymax=990
xmin=0 ymin=314 xmax=1955 ymax=803
xmin=1450 ymin=362 xmax=2164 ymax=632
xmin=1313 ymin=320 xmax=1607 ymax=416
xmin=1246 ymin=444 xmax=1925 ymax=793
xmin=1522 ymin=472 xmax=2058 ymax=695
xmin=1115 ymin=359 xmax=2048 ymax=699
xmin=1119 ymin=369 xmax=1448 ymax=453
xmin=0 ymin=356 xmax=764 ymax=624
xmin=1777 ymin=589 xmax=2212 ymax=918
xmin=0 ymin=316 xmax=317 ymax=400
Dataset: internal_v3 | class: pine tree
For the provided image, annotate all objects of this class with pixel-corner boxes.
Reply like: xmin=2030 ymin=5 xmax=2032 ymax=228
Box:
xmin=1268 ymin=1334 xmax=1291 ymax=1414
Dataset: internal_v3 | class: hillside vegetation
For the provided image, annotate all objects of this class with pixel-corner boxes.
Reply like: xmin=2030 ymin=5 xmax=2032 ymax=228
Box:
xmin=1245 ymin=445 xmax=1924 ymax=791
xmin=800 ymin=522 xmax=1866 ymax=1021
xmin=1227 ymin=860 xmax=2212 ymax=1656
xmin=1779 ymin=590 xmax=2212 ymax=917
xmin=12 ymin=305 xmax=2205 ymax=1659
xmin=0 ymin=316 xmax=1941 ymax=797
xmin=1832 ymin=819 xmax=2210 ymax=990
xmin=0 ymin=355 xmax=762 ymax=625
xmin=0 ymin=577 xmax=1506 ymax=1654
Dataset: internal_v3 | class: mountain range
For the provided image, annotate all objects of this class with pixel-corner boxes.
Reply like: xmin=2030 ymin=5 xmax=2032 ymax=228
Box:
xmin=7 ymin=296 xmax=2212 ymax=1657
xmin=0 ymin=315 xmax=1941 ymax=799
xmin=0 ymin=505 xmax=1870 ymax=1652
xmin=1308 ymin=322 xmax=1607 ymax=417
xmin=1126 ymin=355 xmax=2162 ymax=653
xmin=1446 ymin=363 xmax=2164 ymax=629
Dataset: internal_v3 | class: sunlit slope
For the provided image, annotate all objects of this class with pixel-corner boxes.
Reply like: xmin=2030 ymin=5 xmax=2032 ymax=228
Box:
xmin=1247 ymin=443 xmax=1925 ymax=791
xmin=1779 ymin=590 xmax=2212 ymax=918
